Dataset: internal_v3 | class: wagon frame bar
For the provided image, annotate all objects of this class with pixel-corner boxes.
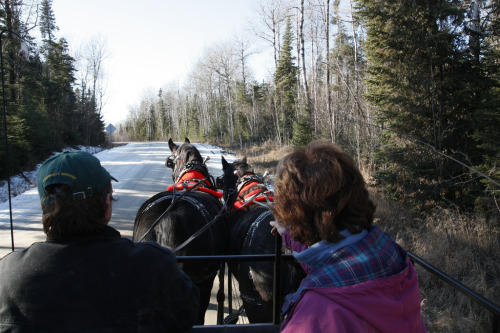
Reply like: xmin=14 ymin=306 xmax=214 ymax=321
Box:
xmin=178 ymin=235 xmax=500 ymax=333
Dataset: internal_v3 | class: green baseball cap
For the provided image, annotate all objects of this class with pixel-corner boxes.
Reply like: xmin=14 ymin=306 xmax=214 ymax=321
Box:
xmin=37 ymin=150 xmax=118 ymax=201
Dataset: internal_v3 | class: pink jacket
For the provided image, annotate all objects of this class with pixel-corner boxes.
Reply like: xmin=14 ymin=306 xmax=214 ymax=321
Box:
xmin=281 ymin=257 xmax=427 ymax=332
xmin=282 ymin=229 xmax=310 ymax=273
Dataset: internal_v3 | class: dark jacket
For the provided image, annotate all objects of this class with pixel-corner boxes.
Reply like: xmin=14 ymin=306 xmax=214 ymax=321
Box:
xmin=0 ymin=226 xmax=199 ymax=332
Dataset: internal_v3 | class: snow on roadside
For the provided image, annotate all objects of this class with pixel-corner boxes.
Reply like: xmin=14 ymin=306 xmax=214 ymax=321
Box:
xmin=0 ymin=146 xmax=108 ymax=204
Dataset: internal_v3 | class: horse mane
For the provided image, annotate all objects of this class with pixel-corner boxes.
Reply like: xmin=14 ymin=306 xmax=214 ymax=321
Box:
xmin=233 ymin=157 xmax=254 ymax=177
xmin=168 ymin=137 xmax=218 ymax=194
xmin=180 ymin=143 xmax=204 ymax=164
xmin=169 ymin=137 xmax=203 ymax=163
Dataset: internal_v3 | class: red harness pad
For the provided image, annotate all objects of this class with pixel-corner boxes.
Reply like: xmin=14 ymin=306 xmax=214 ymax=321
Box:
xmin=167 ymin=170 xmax=223 ymax=198
xmin=233 ymin=186 xmax=274 ymax=210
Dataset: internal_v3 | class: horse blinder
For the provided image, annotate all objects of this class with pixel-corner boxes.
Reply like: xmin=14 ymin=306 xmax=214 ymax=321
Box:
xmin=215 ymin=175 xmax=225 ymax=189
xmin=165 ymin=156 xmax=175 ymax=169
xmin=166 ymin=155 xmax=183 ymax=170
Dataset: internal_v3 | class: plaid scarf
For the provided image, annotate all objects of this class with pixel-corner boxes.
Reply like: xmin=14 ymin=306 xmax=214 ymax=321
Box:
xmin=282 ymin=226 xmax=407 ymax=316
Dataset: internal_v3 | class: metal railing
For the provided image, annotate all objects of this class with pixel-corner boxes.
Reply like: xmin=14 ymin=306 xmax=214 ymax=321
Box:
xmin=178 ymin=236 xmax=500 ymax=333
xmin=181 ymin=235 xmax=286 ymax=332
xmin=408 ymin=252 xmax=500 ymax=333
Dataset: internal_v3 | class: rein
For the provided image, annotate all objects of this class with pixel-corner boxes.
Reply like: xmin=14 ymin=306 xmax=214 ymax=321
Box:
xmin=172 ymin=199 xmax=228 ymax=254
xmin=136 ymin=181 xmax=202 ymax=242
xmin=138 ymin=154 xmax=226 ymax=254
xmin=138 ymin=178 xmax=228 ymax=251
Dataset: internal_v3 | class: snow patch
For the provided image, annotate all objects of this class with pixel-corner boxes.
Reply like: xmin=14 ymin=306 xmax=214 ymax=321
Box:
xmin=0 ymin=146 xmax=107 ymax=204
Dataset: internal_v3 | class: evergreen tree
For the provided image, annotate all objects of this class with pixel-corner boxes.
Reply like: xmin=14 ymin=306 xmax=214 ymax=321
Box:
xmin=39 ymin=0 xmax=58 ymax=45
xmin=75 ymin=86 xmax=105 ymax=146
xmin=471 ymin=0 xmax=500 ymax=213
xmin=147 ymin=104 xmax=156 ymax=141
xmin=0 ymin=0 xmax=106 ymax=178
xmin=274 ymin=18 xmax=298 ymax=145
xmin=39 ymin=1 xmax=81 ymax=149
xmin=291 ymin=115 xmax=313 ymax=147
xmin=157 ymin=88 xmax=169 ymax=139
xmin=44 ymin=38 xmax=77 ymax=148
xmin=39 ymin=0 xmax=58 ymax=82
xmin=18 ymin=53 xmax=52 ymax=165
xmin=0 ymin=1 xmax=33 ymax=176
xmin=356 ymin=0 xmax=486 ymax=209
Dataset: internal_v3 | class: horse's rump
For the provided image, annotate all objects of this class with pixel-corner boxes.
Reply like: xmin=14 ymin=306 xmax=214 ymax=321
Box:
xmin=219 ymin=155 xmax=306 ymax=323
xmin=133 ymin=138 xmax=228 ymax=325
xmin=133 ymin=190 xmax=227 ymax=282
xmin=227 ymin=205 xmax=305 ymax=323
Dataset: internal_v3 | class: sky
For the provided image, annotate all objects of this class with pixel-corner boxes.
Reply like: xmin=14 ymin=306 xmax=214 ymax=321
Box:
xmin=51 ymin=0 xmax=272 ymax=127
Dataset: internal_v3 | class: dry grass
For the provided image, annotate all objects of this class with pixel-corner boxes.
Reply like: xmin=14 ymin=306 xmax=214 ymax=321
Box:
xmin=228 ymin=141 xmax=292 ymax=176
xmin=230 ymin=143 xmax=500 ymax=333
xmin=373 ymin=191 xmax=500 ymax=332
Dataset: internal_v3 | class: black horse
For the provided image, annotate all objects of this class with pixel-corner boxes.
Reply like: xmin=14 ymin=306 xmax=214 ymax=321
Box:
xmin=219 ymin=156 xmax=305 ymax=323
xmin=133 ymin=138 xmax=227 ymax=325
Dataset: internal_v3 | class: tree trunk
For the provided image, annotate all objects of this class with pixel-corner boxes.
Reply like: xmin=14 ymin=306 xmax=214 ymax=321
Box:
xmin=325 ymin=0 xmax=334 ymax=142
xmin=299 ymin=0 xmax=312 ymax=114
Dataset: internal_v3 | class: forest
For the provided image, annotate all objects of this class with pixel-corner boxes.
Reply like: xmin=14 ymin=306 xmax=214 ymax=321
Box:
xmin=1 ymin=0 xmax=499 ymax=215
xmin=118 ymin=0 xmax=499 ymax=216
xmin=1 ymin=1 xmax=499 ymax=212
xmin=0 ymin=0 xmax=106 ymax=179
xmin=0 ymin=1 xmax=499 ymax=210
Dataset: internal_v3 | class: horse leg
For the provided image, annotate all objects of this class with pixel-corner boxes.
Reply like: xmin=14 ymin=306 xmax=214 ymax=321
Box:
xmin=194 ymin=276 xmax=216 ymax=325
xmin=241 ymin=298 xmax=273 ymax=323
xmin=238 ymin=262 xmax=274 ymax=323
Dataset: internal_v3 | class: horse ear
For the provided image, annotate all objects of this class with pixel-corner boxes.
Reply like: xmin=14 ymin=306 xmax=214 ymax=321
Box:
xmin=168 ymin=138 xmax=178 ymax=153
xmin=242 ymin=156 xmax=247 ymax=164
xmin=221 ymin=156 xmax=229 ymax=170
xmin=184 ymin=137 xmax=190 ymax=144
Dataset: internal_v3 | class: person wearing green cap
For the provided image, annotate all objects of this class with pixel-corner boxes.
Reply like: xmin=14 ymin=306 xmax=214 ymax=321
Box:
xmin=0 ymin=151 xmax=200 ymax=332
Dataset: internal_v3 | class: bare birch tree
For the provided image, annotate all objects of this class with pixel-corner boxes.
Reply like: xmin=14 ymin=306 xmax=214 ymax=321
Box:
xmin=254 ymin=0 xmax=291 ymax=69
xmin=298 ymin=0 xmax=312 ymax=112
xmin=202 ymin=42 xmax=239 ymax=144
xmin=80 ymin=35 xmax=109 ymax=116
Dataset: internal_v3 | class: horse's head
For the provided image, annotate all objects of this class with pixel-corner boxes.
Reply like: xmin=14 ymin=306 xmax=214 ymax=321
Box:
xmin=218 ymin=156 xmax=254 ymax=203
xmin=166 ymin=137 xmax=205 ymax=184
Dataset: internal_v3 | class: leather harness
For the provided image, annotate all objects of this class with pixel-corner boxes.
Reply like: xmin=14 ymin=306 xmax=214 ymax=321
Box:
xmin=232 ymin=174 xmax=273 ymax=210
xmin=168 ymin=162 xmax=222 ymax=199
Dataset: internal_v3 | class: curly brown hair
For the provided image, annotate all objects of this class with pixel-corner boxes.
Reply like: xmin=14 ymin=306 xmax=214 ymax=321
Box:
xmin=272 ymin=140 xmax=375 ymax=246
xmin=41 ymin=182 xmax=114 ymax=239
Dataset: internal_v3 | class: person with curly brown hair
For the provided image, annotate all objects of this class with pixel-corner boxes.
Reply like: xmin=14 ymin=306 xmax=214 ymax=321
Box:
xmin=270 ymin=140 xmax=427 ymax=332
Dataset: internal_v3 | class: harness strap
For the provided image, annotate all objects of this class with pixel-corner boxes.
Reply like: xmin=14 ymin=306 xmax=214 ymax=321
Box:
xmin=236 ymin=175 xmax=264 ymax=193
xmin=245 ymin=209 xmax=273 ymax=248
xmin=167 ymin=170 xmax=223 ymax=198
xmin=141 ymin=193 xmax=212 ymax=223
xmin=176 ymin=170 xmax=214 ymax=188
xmin=172 ymin=199 xmax=227 ymax=254
xmin=223 ymin=305 xmax=246 ymax=325
xmin=167 ymin=183 xmax=223 ymax=198
xmin=233 ymin=188 xmax=274 ymax=210
xmin=137 ymin=187 xmax=202 ymax=242
xmin=238 ymin=181 xmax=262 ymax=195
